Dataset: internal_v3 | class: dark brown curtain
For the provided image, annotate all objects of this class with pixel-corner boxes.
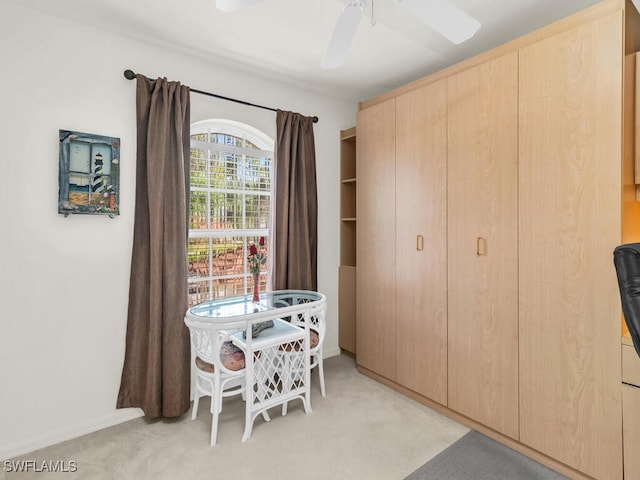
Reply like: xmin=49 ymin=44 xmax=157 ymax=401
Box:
xmin=117 ymin=75 xmax=191 ymax=418
xmin=272 ymin=110 xmax=318 ymax=290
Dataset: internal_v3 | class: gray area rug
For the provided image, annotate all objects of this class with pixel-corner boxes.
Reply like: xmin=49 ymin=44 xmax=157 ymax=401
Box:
xmin=405 ymin=431 xmax=569 ymax=480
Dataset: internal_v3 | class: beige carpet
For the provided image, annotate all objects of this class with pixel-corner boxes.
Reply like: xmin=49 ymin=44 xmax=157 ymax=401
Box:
xmin=3 ymin=355 xmax=468 ymax=480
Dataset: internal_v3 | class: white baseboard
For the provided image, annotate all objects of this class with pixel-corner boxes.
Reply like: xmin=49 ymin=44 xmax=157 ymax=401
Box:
xmin=0 ymin=409 xmax=144 ymax=461
xmin=323 ymin=346 xmax=341 ymax=358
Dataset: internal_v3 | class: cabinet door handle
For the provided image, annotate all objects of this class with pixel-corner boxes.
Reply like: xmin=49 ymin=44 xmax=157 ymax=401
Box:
xmin=476 ymin=237 xmax=486 ymax=256
xmin=417 ymin=235 xmax=424 ymax=251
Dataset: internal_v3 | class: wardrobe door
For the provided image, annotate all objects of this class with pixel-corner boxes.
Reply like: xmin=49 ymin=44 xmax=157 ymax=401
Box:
xmin=447 ymin=52 xmax=519 ymax=439
xmin=519 ymin=11 xmax=623 ymax=479
xmin=356 ymin=98 xmax=396 ymax=380
xmin=395 ymin=80 xmax=448 ymax=405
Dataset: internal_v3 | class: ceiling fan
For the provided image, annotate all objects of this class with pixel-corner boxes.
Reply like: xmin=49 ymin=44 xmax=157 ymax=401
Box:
xmin=214 ymin=0 xmax=481 ymax=69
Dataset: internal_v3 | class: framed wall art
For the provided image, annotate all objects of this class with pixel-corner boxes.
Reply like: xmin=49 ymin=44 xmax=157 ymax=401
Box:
xmin=58 ymin=129 xmax=120 ymax=217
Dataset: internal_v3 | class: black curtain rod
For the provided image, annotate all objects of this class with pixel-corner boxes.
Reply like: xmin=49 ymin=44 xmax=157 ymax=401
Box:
xmin=123 ymin=69 xmax=318 ymax=123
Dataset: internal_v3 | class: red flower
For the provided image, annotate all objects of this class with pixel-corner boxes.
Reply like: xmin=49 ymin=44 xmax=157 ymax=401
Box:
xmin=249 ymin=244 xmax=258 ymax=256
xmin=259 ymin=236 xmax=265 ymax=246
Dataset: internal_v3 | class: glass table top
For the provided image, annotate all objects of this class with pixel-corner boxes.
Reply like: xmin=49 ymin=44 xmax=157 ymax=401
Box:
xmin=188 ymin=290 xmax=324 ymax=320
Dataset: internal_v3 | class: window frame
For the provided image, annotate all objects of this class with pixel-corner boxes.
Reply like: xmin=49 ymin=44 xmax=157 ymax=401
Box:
xmin=188 ymin=119 xmax=274 ymax=305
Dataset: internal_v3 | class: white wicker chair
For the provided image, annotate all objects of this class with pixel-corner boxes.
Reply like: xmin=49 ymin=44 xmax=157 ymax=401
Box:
xmin=273 ymin=291 xmax=327 ymax=415
xmin=184 ymin=316 xmax=249 ymax=446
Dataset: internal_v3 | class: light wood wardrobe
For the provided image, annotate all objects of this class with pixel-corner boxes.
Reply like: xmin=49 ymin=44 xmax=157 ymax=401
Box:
xmin=355 ymin=1 xmax=640 ymax=479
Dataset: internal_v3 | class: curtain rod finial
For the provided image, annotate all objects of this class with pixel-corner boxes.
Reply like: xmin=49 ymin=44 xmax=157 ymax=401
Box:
xmin=124 ymin=69 xmax=136 ymax=80
xmin=312 ymin=116 xmax=319 ymax=123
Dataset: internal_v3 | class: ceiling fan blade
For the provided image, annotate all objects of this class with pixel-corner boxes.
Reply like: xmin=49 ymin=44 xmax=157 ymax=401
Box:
xmin=215 ymin=0 xmax=265 ymax=12
xmin=321 ymin=1 xmax=366 ymax=69
xmin=397 ymin=0 xmax=480 ymax=44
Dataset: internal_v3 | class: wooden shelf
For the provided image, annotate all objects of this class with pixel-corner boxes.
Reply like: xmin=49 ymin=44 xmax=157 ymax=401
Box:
xmin=340 ymin=126 xmax=357 ymax=267
xmin=340 ymin=180 xmax=356 ymax=219
xmin=339 ymin=127 xmax=357 ymax=355
xmin=340 ymin=219 xmax=356 ymax=266
xmin=341 ymin=127 xmax=356 ymax=141
xmin=340 ymin=131 xmax=356 ymax=181
xmin=339 ymin=265 xmax=356 ymax=353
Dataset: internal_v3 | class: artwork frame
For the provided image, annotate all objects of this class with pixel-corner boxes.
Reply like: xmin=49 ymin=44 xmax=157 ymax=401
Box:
xmin=58 ymin=129 xmax=120 ymax=217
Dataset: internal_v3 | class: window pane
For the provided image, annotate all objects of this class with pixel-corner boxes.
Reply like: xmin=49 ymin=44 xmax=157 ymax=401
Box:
xmin=210 ymin=236 xmax=242 ymax=255
xmin=211 ymin=193 xmax=243 ymax=229
xmin=210 ymin=151 xmax=242 ymax=190
xmin=216 ymin=241 xmax=244 ymax=278
xmin=210 ymin=133 xmax=242 ymax=147
xmin=245 ymin=155 xmax=271 ymax=192
xmin=190 ymin=191 xmax=208 ymax=229
xmin=226 ymin=279 xmax=249 ymax=297
xmin=209 ymin=150 xmax=225 ymax=187
xmin=188 ymin=280 xmax=211 ymax=306
xmin=245 ymin=194 xmax=270 ymax=229
xmin=188 ymin=237 xmax=211 ymax=278
xmin=191 ymin=148 xmax=207 ymax=187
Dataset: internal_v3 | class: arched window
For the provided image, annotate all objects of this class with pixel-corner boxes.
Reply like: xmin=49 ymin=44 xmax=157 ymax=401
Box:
xmin=187 ymin=119 xmax=274 ymax=305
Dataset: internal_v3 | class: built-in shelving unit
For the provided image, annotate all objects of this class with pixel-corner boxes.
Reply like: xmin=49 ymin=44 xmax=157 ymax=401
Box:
xmin=339 ymin=127 xmax=356 ymax=354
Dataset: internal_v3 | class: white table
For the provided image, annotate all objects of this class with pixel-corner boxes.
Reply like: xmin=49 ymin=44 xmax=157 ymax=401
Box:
xmin=186 ymin=290 xmax=326 ymax=442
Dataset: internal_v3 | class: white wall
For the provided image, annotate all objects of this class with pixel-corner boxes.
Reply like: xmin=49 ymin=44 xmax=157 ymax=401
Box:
xmin=0 ymin=2 xmax=356 ymax=459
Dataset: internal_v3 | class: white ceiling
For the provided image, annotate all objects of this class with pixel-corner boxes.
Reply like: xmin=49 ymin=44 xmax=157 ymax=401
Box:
xmin=8 ymin=0 xmax=609 ymax=102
